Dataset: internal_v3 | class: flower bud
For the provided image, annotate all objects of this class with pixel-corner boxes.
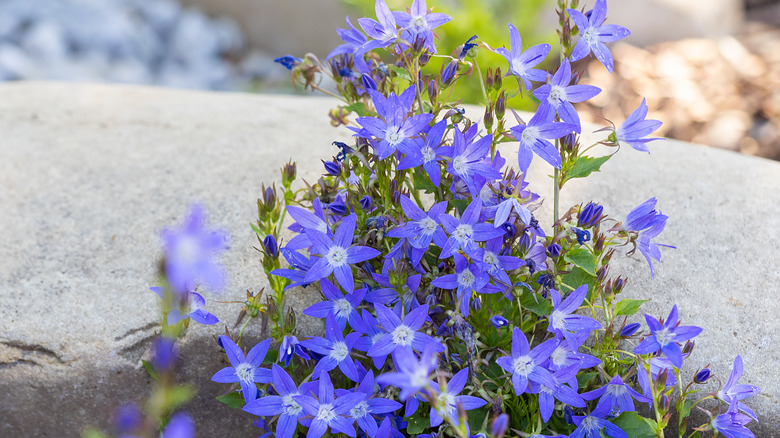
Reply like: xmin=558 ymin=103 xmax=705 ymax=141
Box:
xmin=564 ymin=406 xmax=574 ymax=424
xmin=491 ymin=413 xmax=509 ymax=438
xmin=578 ymin=203 xmax=604 ymax=228
xmin=485 ymin=67 xmax=494 ymax=89
xmin=537 ymin=273 xmax=555 ymax=289
xmin=329 ymin=199 xmax=347 ymax=215
xmin=483 ymin=107 xmax=494 ymax=131
xmin=613 ymin=276 xmax=626 ymax=294
xmin=281 ymin=161 xmax=297 ymax=188
xmin=593 ymin=233 xmax=606 ymax=252
xmin=471 ymin=296 xmax=482 ymax=311
xmin=274 ymin=55 xmax=302 ymax=70
xmin=694 ymin=367 xmax=711 ymax=384
xmin=151 ymin=336 xmax=178 ymax=373
xmin=596 ymin=266 xmax=608 ymax=283
xmin=263 ymin=234 xmax=278 ymax=259
xmin=660 ymin=394 xmax=671 ymax=412
xmin=361 ymin=73 xmax=377 ymax=91
xmin=323 ymin=160 xmax=341 ymax=176
xmin=620 ymin=322 xmax=641 ymax=337
xmin=490 ymin=315 xmax=509 ymax=328
xmin=683 ymin=340 xmax=695 ymax=355
xmin=262 ymin=185 xmax=276 ymax=211
xmin=561 ymin=132 xmax=578 ymax=152
xmin=548 ymin=242 xmax=561 ymax=258
xmin=495 ymin=90 xmax=506 ymax=119
xmin=359 ymin=195 xmax=372 ymax=210
xmin=442 ymin=60 xmax=458 ymax=87
xmin=427 ymin=80 xmax=438 ymax=103
xmin=493 ymin=67 xmax=503 ymax=90
xmin=502 ymin=222 xmax=516 ymax=238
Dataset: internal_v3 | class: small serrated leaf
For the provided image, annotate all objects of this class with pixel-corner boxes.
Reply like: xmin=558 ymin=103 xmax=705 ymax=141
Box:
xmin=614 ymin=299 xmax=649 ymax=316
xmin=610 ymin=411 xmax=657 ymax=438
xmin=564 ymin=155 xmax=611 ymax=183
xmin=388 ymin=65 xmax=412 ymax=82
xmin=344 ymin=102 xmax=369 ymax=117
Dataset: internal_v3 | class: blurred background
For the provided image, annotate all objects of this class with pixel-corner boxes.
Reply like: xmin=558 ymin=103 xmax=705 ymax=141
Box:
xmin=1 ymin=0 xmax=778 ymax=160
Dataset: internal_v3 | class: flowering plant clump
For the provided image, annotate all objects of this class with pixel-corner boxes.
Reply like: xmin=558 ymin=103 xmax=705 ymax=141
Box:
xmin=93 ymin=1 xmax=761 ymax=437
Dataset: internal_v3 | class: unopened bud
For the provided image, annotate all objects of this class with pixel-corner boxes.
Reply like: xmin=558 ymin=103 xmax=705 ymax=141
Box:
xmin=613 ymin=276 xmax=626 ymax=294
xmin=359 ymin=195 xmax=372 ymax=210
xmin=323 ymin=160 xmax=341 ymax=176
xmin=548 ymin=243 xmax=561 ymax=258
xmin=620 ymin=322 xmax=641 ymax=337
xmin=491 ymin=413 xmax=509 ymax=438
xmin=493 ymin=67 xmax=503 ymax=90
xmin=428 ymin=80 xmax=438 ymax=103
xmin=578 ymin=203 xmax=604 ymax=228
xmin=683 ymin=340 xmax=695 ymax=355
xmin=263 ymin=235 xmax=278 ymax=259
xmin=694 ymin=367 xmax=711 ymax=384
xmin=262 ymin=185 xmax=276 ymax=211
xmin=483 ymin=107 xmax=494 ymax=130
xmin=495 ymin=90 xmax=506 ymax=119
xmin=485 ymin=67 xmax=494 ymax=89
xmin=361 ymin=73 xmax=377 ymax=91
xmin=442 ymin=60 xmax=458 ymax=87
xmin=596 ymin=266 xmax=608 ymax=283
xmin=660 ymin=394 xmax=671 ymax=412
xmin=281 ymin=161 xmax=297 ymax=188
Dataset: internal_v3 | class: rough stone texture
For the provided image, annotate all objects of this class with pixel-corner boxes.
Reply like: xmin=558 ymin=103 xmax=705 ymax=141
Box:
xmin=1 ymin=82 xmax=778 ymax=436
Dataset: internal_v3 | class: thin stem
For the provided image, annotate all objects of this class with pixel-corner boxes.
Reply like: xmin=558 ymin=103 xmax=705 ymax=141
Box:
xmin=474 ymin=60 xmax=489 ymax=106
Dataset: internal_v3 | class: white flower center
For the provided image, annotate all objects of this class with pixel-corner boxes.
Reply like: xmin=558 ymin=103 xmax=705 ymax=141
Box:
xmin=418 ymin=217 xmax=438 ymax=236
xmin=282 ymin=393 xmax=302 ymax=416
xmin=581 ymin=415 xmax=600 ymax=432
xmin=511 ymin=59 xmax=526 ymax=76
xmin=550 ymin=310 xmax=566 ymax=331
xmin=520 ymin=126 xmax=539 ymax=146
xmin=326 ymin=246 xmax=348 ymax=267
xmin=654 ymin=327 xmax=676 ymax=347
xmin=410 ymin=366 xmax=429 ymax=387
xmin=174 ymin=235 xmax=200 ymax=264
xmin=606 ymin=383 xmax=628 ymax=398
xmin=235 ymin=363 xmax=255 ymax=384
xmin=350 ymin=401 xmax=369 ymax=419
xmin=452 ymin=155 xmax=467 ymax=174
xmin=316 ymin=403 xmax=337 ymax=422
xmin=386 ymin=127 xmax=403 ymax=146
xmin=437 ymin=392 xmax=456 ymax=416
xmin=452 ymin=224 xmax=473 ymax=244
xmin=457 ymin=269 xmax=475 ymax=288
xmin=548 ymin=85 xmax=567 ymax=105
xmin=392 ymin=325 xmax=415 ymax=346
xmin=371 ymin=333 xmax=385 ymax=346
xmin=411 ymin=16 xmax=427 ymax=32
xmin=550 ymin=345 xmax=569 ymax=368
xmin=512 ymin=355 xmax=534 ymax=377
xmin=329 ymin=341 xmax=349 ymax=362
xmin=333 ymin=298 xmax=352 ymax=319
xmin=583 ymin=27 xmax=598 ymax=46
xmin=421 ymin=146 xmax=436 ymax=163
xmin=483 ymin=251 xmax=499 ymax=269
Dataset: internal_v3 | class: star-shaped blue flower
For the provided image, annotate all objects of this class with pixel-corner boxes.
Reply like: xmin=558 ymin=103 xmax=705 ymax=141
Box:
xmin=493 ymin=22 xmax=551 ymax=91
xmin=616 ymin=98 xmax=663 ymax=152
xmin=568 ymin=0 xmax=631 ymax=73
xmin=533 ymin=58 xmax=601 ymax=133
xmin=633 ymin=305 xmax=702 ymax=368
xmin=211 ymin=336 xmax=272 ymax=404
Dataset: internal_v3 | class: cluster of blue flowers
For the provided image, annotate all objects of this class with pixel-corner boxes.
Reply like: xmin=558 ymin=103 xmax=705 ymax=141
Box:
xmin=104 ymin=1 xmax=760 ymax=437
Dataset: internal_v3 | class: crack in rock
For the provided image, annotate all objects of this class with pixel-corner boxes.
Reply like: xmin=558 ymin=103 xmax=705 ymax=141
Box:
xmin=0 ymin=339 xmax=65 ymax=368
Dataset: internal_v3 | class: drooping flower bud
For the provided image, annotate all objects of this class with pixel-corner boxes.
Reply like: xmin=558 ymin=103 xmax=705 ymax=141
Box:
xmin=694 ymin=367 xmax=711 ymax=384
xmin=274 ymin=55 xmax=302 ymax=70
xmin=361 ymin=73 xmax=377 ymax=91
xmin=620 ymin=322 xmax=641 ymax=337
xmin=323 ymin=160 xmax=341 ymax=176
xmin=442 ymin=60 xmax=458 ymax=87
xmin=548 ymin=243 xmax=561 ymax=258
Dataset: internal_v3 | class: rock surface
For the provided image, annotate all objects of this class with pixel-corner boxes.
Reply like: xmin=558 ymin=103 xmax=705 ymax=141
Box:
xmin=1 ymin=82 xmax=778 ymax=436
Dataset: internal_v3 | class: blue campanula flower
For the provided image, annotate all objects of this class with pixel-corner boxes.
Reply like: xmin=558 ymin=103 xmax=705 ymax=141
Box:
xmin=615 ymin=98 xmax=663 ymax=153
xmin=387 ymin=195 xmax=448 ymax=250
xmin=496 ymin=327 xmax=558 ymax=396
xmin=471 ymin=237 xmax=524 ymax=291
xmin=300 ymin=314 xmax=362 ymax=382
xmin=376 ymin=346 xmax=439 ymax=400
xmin=431 ymin=254 xmax=501 ymax=317
xmin=356 ymin=85 xmax=434 ymax=160
xmin=524 ymin=241 xmax=549 ymax=275
xmin=548 ymin=286 xmax=601 ymax=350
xmin=375 ymin=416 xmax=405 ymax=438
xmin=279 ymin=334 xmax=310 ymax=367
xmin=303 ymin=278 xmax=365 ymax=330
xmin=446 ymin=125 xmax=501 ymax=197
xmin=570 ymin=415 xmax=627 ymax=438
xmin=582 ymin=374 xmax=650 ymax=417
xmin=510 ymin=106 xmax=577 ymax=172
xmin=623 ymin=197 xmax=674 ymax=278
xmin=633 ymin=305 xmax=702 ymax=368
xmin=294 ymin=371 xmax=367 ymax=438
xmin=368 ymin=304 xmax=444 ymax=358
xmin=635 ymin=355 xmax=682 ymax=406
xmin=533 ymin=59 xmax=601 ymax=133
xmin=336 ymin=371 xmax=402 ymax=435
xmin=492 ymin=183 xmax=533 ymax=229
xmin=490 ymin=315 xmax=509 ymax=328
xmin=211 ymin=336 xmax=273 ymax=404
xmin=717 ymin=355 xmax=761 ymax=420
xmin=358 ymin=0 xmax=399 ymax=53
xmin=568 ymin=0 xmax=631 ymax=73
xmin=694 ymin=367 xmax=711 ymax=384
xmin=428 ymin=367 xmax=487 ymax=427
xmin=327 ymin=18 xmax=370 ymax=73
xmin=619 ymin=322 xmax=641 ymax=337
xmin=243 ymin=364 xmax=313 ymax=438
xmin=150 ymin=287 xmax=219 ymax=326
xmin=530 ymin=365 xmax=586 ymax=422
xmin=286 ymin=199 xmax=331 ymax=251
xmin=160 ymin=204 xmax=228 ymax=294
xmin=304 ymin=214 xmax=381 ymax=293
xmin=493 ymin=23 xmax=551 ymax=91
xmin=491 ymin=413 xmax=509 ymax=438
xmin=397 ymin=119 xmax=450 ymax=187
xmin=352 ymin=309 xmax=390 ymax=368
xmin=437 ymin=198 xmax=505 ymax=258
xmin=392 ymin=0 xmax=452 ymax=54
xmin=545 ymin=339 xmax=601 ymax=390
xmin=161 ymin=412 xmax=195 ymax=438
xmin=711 ymin=404 xmax=756 ymax=438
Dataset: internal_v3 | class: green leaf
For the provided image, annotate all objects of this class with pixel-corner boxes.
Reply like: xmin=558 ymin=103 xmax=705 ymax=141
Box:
xmin=564 ymin=248 xmax=598 ymax=276
xmin=405 ymin=412 xmax=429 ymax=435
xmin=250 ymin=222 xmax=263 ymax=236
xmin=610 ymin=411 xmax=657 ymax=438
xmin=216 ymin=392 xmax=246 ymax=409
xmin=614 ymin=299 xmax=649 ymax=316
xmin=142 ymin=359 xmax=158 ymax=380
xmin=412 ymin=170 xmax=438 ymax=194
xmin=166 ymin=385 xmax=196 ymax=411
xmin=344 ymin=102 xmax=369 ymax=117
xmin=388 ymin=65 xmax=412 ymax=82
xmin=561 ymin=267 xmax=595 ymax=296
xmin=564 ymin=155 xmax=611 ymax=183
xmin=82 ymin=428 xmax=109 ymax=438
xmin=519 ymin=291 xmax=553 ymax=316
